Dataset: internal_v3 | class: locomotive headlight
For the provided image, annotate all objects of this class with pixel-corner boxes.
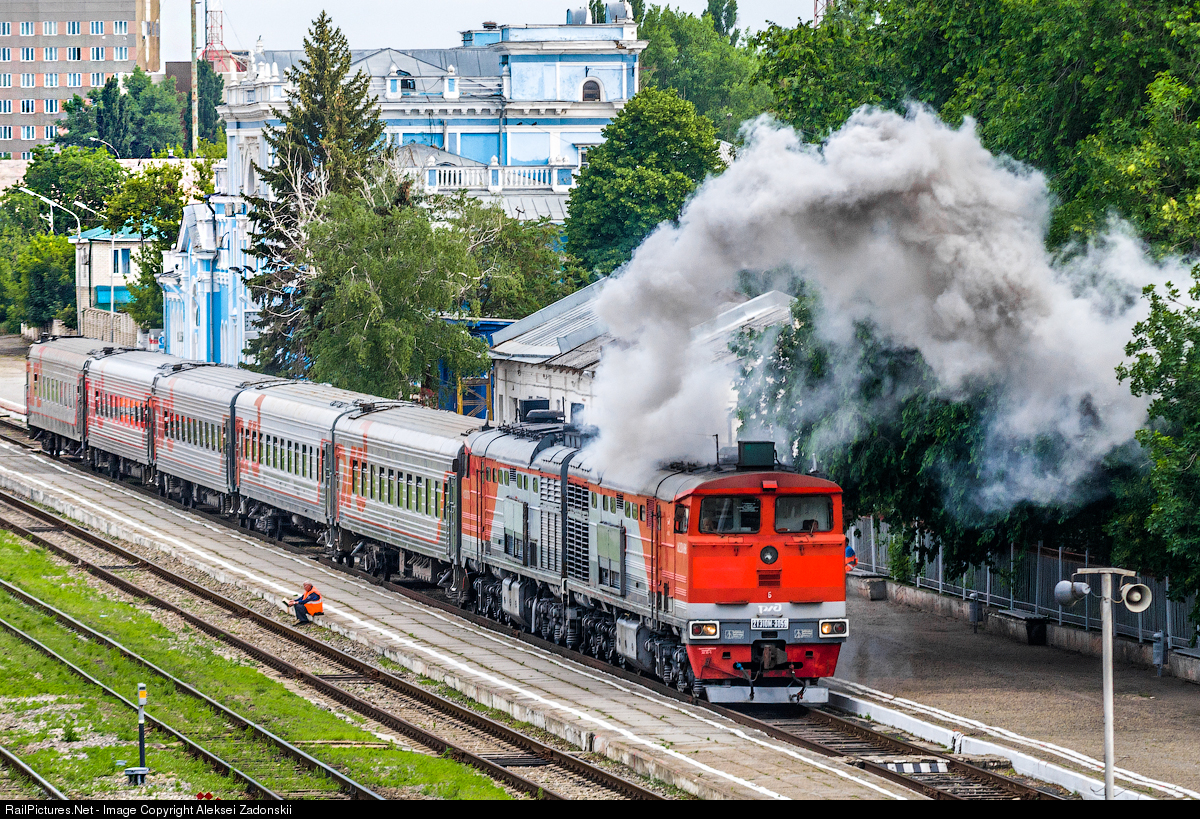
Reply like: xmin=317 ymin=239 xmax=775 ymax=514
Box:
xmin=760 ymin=545 xmax=779 ymax=565
xmin=689 ymin=621 xmax=719 ymax=639
xmin=819 ymin=619 xmax=849 ymax=637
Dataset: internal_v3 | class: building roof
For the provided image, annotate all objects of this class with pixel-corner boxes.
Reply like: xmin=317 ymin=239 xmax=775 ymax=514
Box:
xmin=470 ymin=191 xmax=569 ymax=222
xmin=70 ymin=226 xmax=141 ymax=242
xmin=254 ymin=47 xmax=503 ymax=79
xmin=490 ymin=278 xmax=607 ymax=363
xmin=493 ymin=288 xmax=795 ymax=373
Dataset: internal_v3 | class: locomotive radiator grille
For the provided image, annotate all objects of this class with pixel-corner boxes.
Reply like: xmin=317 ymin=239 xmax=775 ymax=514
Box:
xmin=565 ymin=482 xmax=590 ymax=582
xmin=539 ymin=476 xmax=561 ymax=573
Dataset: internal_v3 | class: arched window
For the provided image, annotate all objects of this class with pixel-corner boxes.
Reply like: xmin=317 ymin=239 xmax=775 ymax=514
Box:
xmin=582 ymin=80 xmax=601 ymax=102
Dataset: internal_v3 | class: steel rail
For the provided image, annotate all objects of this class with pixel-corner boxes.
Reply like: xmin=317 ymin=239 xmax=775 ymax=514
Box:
xmin=0 ymin=743 xmax=68 ymax=800
xmin=0 ymin=420 xmax=1054 ymax=800
xmin=0 ymin=614 xmax=283 ymax=799
xmin=0 ymin=578 xmax=384 ymax=801
xmin=310 ymin=554 xmax=1061 ymax=800
xmin=0 ymin=490 xmax=659 ymax=801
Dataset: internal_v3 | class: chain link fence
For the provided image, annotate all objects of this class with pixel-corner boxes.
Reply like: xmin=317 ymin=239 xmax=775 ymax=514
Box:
xmin=849 ymin=516 xmax=1198 ymax=651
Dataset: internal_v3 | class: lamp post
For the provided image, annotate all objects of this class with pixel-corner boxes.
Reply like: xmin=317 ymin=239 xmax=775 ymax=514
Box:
xmin=73 ymin=200 xmax=117 ymax=342
xmin=18 ymin=187 xmax=81 ymax=238
xmin=1055 ymin=568 xmax=1152 ymax=799
xmin=88 ymin=136 xmax=120 ymax=158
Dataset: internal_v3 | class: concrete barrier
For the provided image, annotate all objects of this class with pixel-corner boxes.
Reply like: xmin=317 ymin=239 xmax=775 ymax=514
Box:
xmin=847 ymin=572 xmax=887 ymax=600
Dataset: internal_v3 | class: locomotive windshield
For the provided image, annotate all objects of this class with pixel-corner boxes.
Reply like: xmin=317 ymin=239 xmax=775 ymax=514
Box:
xmin=698 ymin=496 xmax=761 ymax=533
xmin=775 ymin=495 xmax=834 ymax=533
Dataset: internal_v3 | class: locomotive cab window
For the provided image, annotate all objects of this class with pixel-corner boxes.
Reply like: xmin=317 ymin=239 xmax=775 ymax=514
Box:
xmin=698 ymin=496 xmax=761 ymax=534
xmin=774 ymin=495 xmax=834 ymax=533
xmin=674 ymin=504 xmax=689 ymax=534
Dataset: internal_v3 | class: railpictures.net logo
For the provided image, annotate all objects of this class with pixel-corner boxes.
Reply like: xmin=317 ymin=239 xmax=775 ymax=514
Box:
xmin=3 ymin=808 xmax=294 ymax=817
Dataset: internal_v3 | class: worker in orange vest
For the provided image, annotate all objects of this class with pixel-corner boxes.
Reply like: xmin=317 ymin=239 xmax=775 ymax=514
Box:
xmin=845 ymin=542 xmax=858 ymax=574
xmin=286 ymin=583 xmax=323 ymax=624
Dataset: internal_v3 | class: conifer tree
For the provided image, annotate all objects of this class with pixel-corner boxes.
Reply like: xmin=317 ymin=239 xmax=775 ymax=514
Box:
xmin=244 ymin=12 xmax=383 ymax=375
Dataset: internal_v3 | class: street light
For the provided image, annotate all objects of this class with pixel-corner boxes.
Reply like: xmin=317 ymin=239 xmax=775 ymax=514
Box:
xmin=88 ymin=136 xmax=120 ymax=158
xmin=74 ymin=200 xmax=118 ymax=343
xmin=18 ymin=186 xmax=82 ymax=238
xmin=1055 ymin=568 xmax=1153 ymax=800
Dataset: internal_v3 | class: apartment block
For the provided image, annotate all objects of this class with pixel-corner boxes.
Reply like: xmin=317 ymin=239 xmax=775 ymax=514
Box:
xmin=0 ymin=1 xmax=160 ymax=158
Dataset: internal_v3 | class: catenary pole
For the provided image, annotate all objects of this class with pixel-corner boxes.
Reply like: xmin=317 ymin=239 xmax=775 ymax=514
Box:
xmin=191 ymin=0 xmax=199 ymax=156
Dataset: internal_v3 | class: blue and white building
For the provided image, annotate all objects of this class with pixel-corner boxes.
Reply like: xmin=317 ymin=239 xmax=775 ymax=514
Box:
xmin=160 ymin=4 xmax=645 ymax=366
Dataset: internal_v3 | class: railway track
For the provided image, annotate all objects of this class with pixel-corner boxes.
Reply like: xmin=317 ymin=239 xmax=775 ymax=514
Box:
xmin=0 ymin=577 xmax=381 ymax=800
xmin=0 ymin=743 xmax=67 ymax=799
xmin=0 ymin=419 xmax=1060 ymax=800
xmin=0 ymin=489 xmax=662 ymax=801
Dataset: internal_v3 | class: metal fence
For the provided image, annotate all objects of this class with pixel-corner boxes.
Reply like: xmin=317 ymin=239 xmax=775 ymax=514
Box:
xmin=849 ymin=516 xmax=1198 ymax=651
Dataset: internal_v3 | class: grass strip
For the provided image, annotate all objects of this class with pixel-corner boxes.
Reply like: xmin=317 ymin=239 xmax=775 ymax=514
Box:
xmin=0 ymin=532 xmax=511 ymax=799
xmin=0 ymin=625 xmax=250 ymax=799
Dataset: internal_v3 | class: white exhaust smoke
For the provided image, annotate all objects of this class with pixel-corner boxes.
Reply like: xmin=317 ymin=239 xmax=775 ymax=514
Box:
xmin=587 ymin=108 xmax=1180 ymax=507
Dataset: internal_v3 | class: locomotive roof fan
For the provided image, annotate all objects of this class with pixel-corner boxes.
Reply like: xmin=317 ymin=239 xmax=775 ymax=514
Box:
xmin=737 ymin=440 xmax=775 ymax=470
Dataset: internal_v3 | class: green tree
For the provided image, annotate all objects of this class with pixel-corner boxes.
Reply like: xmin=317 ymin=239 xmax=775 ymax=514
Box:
xmin=8 ymin=235 xmax=75 ymax=328
xmin=640 ymin=5 xmax=770 ymax=140
xmin=0 ymin=146 xmax=124 ymax=234
xmin=303 ymin=192 xmax=487 ymax=399
xmin=564 ymin=86 xmax=723 ymax=273
xmin=0 ymin=146 xmax=123 ymax=330
xmin=450 ymin=194 xmax=589 ymax=319
xmin=1114 ymin=272 xmax=1200 ymax=609
xmin=123 ymin=67 xmax=185 ymax=158
xmin=57 ymin=69 xmax=184 ymax=158
xmin=245 ymin=12 xmax=384 ymax=375
xmin=706 ymin=0 xmax=739 ymax=42
xmin=95 ymin=77 xmax=133 ymax=158
xmin=185 ymin=61 xmax=226 ymax=148
xmin=1052 ymin=72 xmax=1200 ymax=255
xmin=104 ymin=163 xmax=190 ymax=329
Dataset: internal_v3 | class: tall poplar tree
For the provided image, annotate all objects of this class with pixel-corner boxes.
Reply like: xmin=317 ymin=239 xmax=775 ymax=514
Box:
xmin=244 ymin=12 xmax=383 ymax=375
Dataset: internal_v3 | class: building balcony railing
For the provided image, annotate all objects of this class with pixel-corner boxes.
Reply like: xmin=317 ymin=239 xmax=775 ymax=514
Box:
xmin=422 ymin=160 xmax=576 ymax=194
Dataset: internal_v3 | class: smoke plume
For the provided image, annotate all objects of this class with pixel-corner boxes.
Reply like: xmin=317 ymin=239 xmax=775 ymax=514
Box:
xmin=587 ymin=108 xmax=1181 ymax=507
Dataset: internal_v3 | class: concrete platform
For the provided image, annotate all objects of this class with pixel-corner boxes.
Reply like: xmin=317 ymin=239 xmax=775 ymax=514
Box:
xmin=839 ymin=586 xmax=1200 ymax=797
xmin=0 ymin=437 xmax=910 ymax=801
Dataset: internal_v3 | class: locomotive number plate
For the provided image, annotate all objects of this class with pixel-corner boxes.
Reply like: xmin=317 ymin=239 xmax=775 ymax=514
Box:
xmin=751 ymin=618 xmax=788 ymax=630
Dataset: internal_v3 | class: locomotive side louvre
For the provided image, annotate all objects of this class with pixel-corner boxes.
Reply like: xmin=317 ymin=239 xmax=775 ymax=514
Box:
xmin=332 ymin=404 xmax=481 ymax=574
xmin=86 ymin=351 xmax=186 ymax=467
xmin=26 ymin=337 xmax=96 ymax=444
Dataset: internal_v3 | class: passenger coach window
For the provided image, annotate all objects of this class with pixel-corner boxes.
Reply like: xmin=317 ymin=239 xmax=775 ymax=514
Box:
xmin=698 ymin=496 xmax=761 ymax=534
xmin=775 ymin=495 xmax=834 ymax=533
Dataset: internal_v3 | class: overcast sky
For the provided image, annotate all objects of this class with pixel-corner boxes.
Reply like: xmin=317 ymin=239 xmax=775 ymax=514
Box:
xmin=161 ymin=1 xmax=813 ymax=62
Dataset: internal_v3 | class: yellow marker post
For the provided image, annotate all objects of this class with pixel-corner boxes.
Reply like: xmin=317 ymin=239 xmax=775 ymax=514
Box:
xmin=125 ymin=682 xmax=149 ymax=784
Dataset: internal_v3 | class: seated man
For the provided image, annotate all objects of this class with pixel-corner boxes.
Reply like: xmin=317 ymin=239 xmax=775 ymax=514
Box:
xmin=286 ymin=582 xmax=323 ymax=624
